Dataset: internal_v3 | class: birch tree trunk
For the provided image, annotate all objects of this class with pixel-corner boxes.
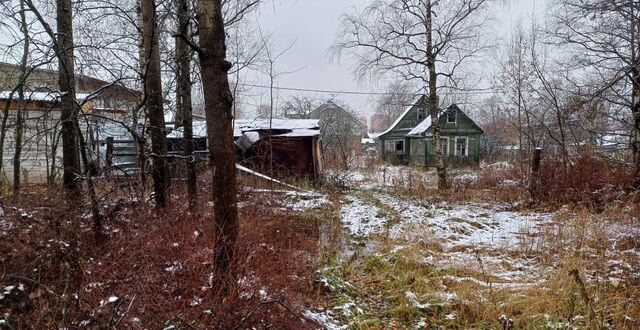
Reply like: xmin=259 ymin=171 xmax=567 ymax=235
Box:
xmin=633 ymin=1 xmax=640 ymax=187
xmin=140 ymin=0 xmax=169 ymax=208
xmin=426 ymin=0 xmax=447 ymax=190
xmin=197 ymin=0 xmax=239 ymax=276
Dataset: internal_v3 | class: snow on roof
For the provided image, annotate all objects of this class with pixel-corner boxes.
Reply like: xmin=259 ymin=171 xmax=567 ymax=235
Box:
xmin=0 ymin=91 xmax=92 ymax=103
xmin=376 ymin=96 xmax=425 ymax=137
xmin=167 ymin=118 xmax=320 ymax=139
xmin=407 ymin=115 xmax=432 ymax=136
xmin=235 ymin=118 xmax=320 ymax=131
xmin=278 ymin=129 xmax=320 ymax=138
xmin=367 ymin=132 xmax=380 ymax=139
xmin=361 ymin=137 xmax=375 ymax=144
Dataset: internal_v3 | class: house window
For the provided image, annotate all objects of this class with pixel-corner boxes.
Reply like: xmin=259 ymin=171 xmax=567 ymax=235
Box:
xmin=384 ymin=140 xmax=393 ymax=154
xmin=440 ymin=137 xmax=448 ymax=156
xmin=447 ymin=109 xmax=456 ymax=123
xmin=417 ymin=107 xmax=427 ymax=121
xmin=384 ymin=140 xmax=404 ymax=154
xmin=455 ymin=137 xmax=468 ymax=156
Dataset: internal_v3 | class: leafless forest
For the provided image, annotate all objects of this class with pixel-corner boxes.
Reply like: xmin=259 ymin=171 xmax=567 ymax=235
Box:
xmin=0 ymin=0 xmax=639 ymax=329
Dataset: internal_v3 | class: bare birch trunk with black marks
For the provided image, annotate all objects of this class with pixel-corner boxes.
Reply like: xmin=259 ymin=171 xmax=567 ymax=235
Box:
xmin=140 ymin=0 xmax=169 ymax=208
xmin=426 ymin=0 xmax=447 ymax=190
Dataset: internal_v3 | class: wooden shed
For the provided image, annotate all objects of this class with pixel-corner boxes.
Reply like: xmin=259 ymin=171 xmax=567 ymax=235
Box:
xmin=166 ymin=118 xmax=323 ymax=181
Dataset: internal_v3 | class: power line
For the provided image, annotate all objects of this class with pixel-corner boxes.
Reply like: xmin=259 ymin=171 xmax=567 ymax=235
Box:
xmin=236 ymin=82 xmax=496 ymax=96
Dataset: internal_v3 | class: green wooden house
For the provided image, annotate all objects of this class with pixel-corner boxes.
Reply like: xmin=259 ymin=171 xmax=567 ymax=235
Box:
xmin=378 ymin=97 xmax=483 ymax=167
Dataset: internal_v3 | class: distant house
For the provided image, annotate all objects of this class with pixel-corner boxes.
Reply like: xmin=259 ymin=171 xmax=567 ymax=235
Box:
xmin=0 ymin=62 xmax=141 ymax=184
xmin=167 ymin=118 xmax=323 ymax=181
xmin=309 ymin=100 xmax=367 ymax=166
xmin=378 ymin=96 xmax=484 ymax=166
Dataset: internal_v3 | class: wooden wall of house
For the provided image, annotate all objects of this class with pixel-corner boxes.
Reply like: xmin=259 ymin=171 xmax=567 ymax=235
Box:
xmin=422 ymin=134 xmax=482 ymax=167
xmin=0 ymin=106 xmax=64 ymax=185
xmin=0 ymin=104 xmax=118 ymax=185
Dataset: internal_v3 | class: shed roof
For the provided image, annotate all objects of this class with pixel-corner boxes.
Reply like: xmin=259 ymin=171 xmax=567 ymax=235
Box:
xmin=167 ymin=118 xmax=321 ymax=139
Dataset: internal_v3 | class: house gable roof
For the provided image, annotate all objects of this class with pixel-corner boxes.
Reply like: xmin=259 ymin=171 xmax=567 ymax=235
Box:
xmin=377 ymin=95 xmax=428 ymax=139
xmin=309 ymin=100 xmax=366 ymax=129
xmin=406 ymin=104 xmax=484 ymax=137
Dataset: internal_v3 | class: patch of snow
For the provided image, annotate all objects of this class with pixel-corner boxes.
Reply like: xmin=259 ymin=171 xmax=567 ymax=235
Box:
xmin=340 ymin=195 xmax=388 ymax=237
xmin=190 ymin=296 xmax=203 ymax=306
xmin=332 ymin=302 xmax=363 ymax=317
xmin=99 ymin=296 xmax=119 ymax=306
xmin=259 ymin=288 xmax=268 ymax=301
xmin=303 ymin=310 xmax=348 ymax=330
xmin=453 ymin=173 xmax=478 ymax=183
xmin=164 ymin=261 xmax=182 ymax=274
xmin=405 ymin=291 xmax=431 ymax=310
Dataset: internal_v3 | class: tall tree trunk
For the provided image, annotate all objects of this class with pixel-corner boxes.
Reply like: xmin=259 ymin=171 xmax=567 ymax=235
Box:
xmin=57 ymin=0 xmax=81 ymax=195
xmin=13 ymin=0 xmax=30 ymax=198
xmin=197 ymin=0 xmax=239 ymax=276
xmin=140 ymin=0 xmax=169 ymax=208
xmin=135 ymin=0 xmax=148 ymax=188
xmin=633 ymin=0 xmax=640 ymax=187
xmin=426 ymin=0 xmax=447 ymax=190
xmin=175 ymin=0 xmax=197 ymax=209
xmin=633 ymin=67 xmax=640 ymax=187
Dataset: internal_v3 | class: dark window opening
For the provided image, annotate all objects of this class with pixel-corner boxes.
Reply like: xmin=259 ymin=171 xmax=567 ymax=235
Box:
xmin=447 ymin=109 xmax=456 ymax=123
xmin=417 ymin=107 xmax=427 ymax=121
xmin=456 ymin=137 xmax=467 ymax=156
xmin=395 ymin=140 xmax=404 ymax=152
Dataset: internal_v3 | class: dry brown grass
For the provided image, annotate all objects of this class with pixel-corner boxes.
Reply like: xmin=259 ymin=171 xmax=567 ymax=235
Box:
xmin=0 ymin=177 xmax=325 ymax=329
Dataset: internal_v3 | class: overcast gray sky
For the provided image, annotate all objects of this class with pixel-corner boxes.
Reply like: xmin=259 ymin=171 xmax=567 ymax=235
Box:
xmin=250 ymin=0 xmax=548 ymax=118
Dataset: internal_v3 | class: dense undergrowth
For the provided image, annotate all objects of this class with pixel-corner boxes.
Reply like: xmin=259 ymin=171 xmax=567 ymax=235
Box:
xmin=0 ymin=176 xmax=327 ymax=329
xmin=1 ymin=155 xmax=639 ymax=329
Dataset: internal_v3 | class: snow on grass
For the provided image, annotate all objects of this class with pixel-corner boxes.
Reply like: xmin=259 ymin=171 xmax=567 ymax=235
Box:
xmin=342 ymin=192 xmax=555 ymax=286
xmin=340 ymin=195 xmax=388 ymax=237
xmin=376 ymin=193 xmax=551 ymax=249
xmin=303 ymin=310 xmax=348 ymax=330
xmin=283 ymin=191 xmax=331 ymax=212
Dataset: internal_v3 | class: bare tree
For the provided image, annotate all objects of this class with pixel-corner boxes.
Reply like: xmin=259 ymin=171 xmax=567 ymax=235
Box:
xmin=174 ymin=0 xmax=196 ymax=209
xmin=281 ymin=95 xmax=319 ymax=119
xmin=195 ymin=0 xmax=259 ymax=278
xmin=373 ymin=80 xmax=418 ymax=132
xmin=12 ymin=0 xmax=30 ymax=197
xmin=549 ymin=0 xmax=640 ymax=185
xmin=140 ymin=0 xmax=169 ymax=208
xmin=332 ymin=0 xmax=492 ymax=190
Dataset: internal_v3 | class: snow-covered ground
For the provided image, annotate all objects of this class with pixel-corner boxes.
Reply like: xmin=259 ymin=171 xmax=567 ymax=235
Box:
xmin=273 ymin=165 xmax=639 ymax=329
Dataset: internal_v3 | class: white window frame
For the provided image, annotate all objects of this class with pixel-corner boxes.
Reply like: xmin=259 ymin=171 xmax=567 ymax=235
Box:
xmin=455 ymin=136 xmax=468 ymax=156
xmin=385 ymin=139 xmax=405 ymax=154
xmin=384 ymin=140 xmax=394 ymax=154
xmin=440 ymin=137 xmax=449 ymax=156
